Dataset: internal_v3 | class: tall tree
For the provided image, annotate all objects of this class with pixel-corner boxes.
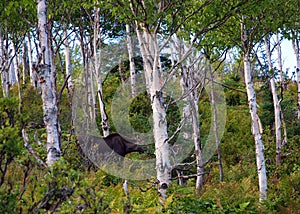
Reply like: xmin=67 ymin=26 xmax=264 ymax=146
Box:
xmin=36 ymin=0 xmax=61 ymax=166
xmin=241 ymin=15 xmax=267 ymax=201
xmin=291 ymin=31 xmax=300 ymax=119
xmin=264 ymin=35 xmax=283 ymax=165
xmin=93 ymin=2 xmax=110 ymax=137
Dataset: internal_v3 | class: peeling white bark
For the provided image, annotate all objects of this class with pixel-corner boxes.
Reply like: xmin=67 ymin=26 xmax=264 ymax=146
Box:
xmin=37 ymin=0 xmax=61 ymax=167
xmin=136 ymin=30 xmax=170 ymax=199
xmin=264 ymin=36 xmax=282 ymax=165
xmin=244 ymin=53 xmax=268 ymax=201
xmin=241 ymin=17 xmax=267 ymax=201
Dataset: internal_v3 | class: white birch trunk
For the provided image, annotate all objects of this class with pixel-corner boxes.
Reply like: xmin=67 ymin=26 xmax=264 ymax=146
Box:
xmin=275 ymin=34 xmax=284 ymax=88
xmin=12 ymin=42 xmax=22 ymax=113
xmin=264 ymin=36 xmax=282 ymax=165
xmin=0 ymin=27 xmax=8 ymax=97
xmin=63 ymin=24 xmax=73 ymax=91
xmin=190 ymin=94 xmax=204 ymax=190
xmin=291 ymin=32 xmax=300 ymax=120
xmin=126 ymin=24 xmax=137 ymax=97
xmin=242 ymin=18 xmax=267 ymax=201
xmin=37 ymin=0 xmax=61 ymax=167
xmin=22 ymin=39 xmax=28 ymax=84
xmin=0 ymin=25 xmax=11 ymax=97
xmin=94 ymin=4 xmax=109 ymax=137
xmin=27 ymin=33 xmax=37 ymax=87
xmin=136 ymin=30 xmax=170 ymax=200
xmin=244 ymin=53 xmax=268 ymax=201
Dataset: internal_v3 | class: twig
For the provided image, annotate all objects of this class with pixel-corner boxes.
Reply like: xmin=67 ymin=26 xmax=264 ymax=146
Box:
xmin=22 ymin=129 xmax=47 ymax=168
xmin=171 ymin=172 xmax=208 ymax=180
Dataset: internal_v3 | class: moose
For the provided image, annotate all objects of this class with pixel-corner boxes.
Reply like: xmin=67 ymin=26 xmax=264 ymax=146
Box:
xmin=102 ymin=133 xmax=144 ymax=156
xmin=78 ymin=133 xmax=145 ymax=159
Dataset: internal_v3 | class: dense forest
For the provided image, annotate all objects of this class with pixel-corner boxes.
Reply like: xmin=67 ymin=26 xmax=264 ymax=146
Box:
xmin=0 ymin=0 xmax=300 ymax=213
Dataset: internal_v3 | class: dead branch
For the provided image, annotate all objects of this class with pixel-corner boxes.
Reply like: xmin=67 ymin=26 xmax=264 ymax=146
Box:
xmin=22 ymin=129 xmax=47 ymax=168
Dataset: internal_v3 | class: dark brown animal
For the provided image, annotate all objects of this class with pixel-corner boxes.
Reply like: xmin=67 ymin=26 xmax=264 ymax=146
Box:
xmin=103 ymin=133 xmax=144 ymax=156
xmin=78 ymin=133 xmax=144 ymax=157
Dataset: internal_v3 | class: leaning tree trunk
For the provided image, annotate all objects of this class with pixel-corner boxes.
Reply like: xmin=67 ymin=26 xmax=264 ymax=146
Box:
xmin=242 ymin=17 xmax=267 ymax=202
xmin=36 ymin=0 xmax=61 ymax=167
xmin=264 ymin=36 xmax=282 ymax=165
xmin=136 ymin=29 xmax=171 ymax=200
xmin=291 ymin=32 xmax=300 ymax=120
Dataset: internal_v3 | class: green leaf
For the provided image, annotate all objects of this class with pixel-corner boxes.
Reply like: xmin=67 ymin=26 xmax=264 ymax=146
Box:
xmin=239 ymin=201 xmax=250 ymax=209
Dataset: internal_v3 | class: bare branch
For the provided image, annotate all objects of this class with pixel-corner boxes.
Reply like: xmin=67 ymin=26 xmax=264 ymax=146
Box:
xmin=22 ymin=129 xmax=47 ymax=168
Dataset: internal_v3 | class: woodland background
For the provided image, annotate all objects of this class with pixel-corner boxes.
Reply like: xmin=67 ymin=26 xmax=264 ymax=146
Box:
xmin=0 ymin=0 xmax=300 ymax=213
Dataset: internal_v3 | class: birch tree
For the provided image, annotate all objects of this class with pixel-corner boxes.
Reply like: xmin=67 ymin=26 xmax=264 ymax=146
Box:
xmin=291 ymin=31 xmax=300 ymax=119
xmin=27 ymin=32 xmax=37 ymax=87
xmin=264 ymin=35 xmax=283 ymax=165
xmin=93 ymin=2 xmax=110 ymax=137
xmin=36 ymin=0 xmax=61 ymax=166
xmin=126 ymin=24 xmax=137 ymax=97
xmin=0 ymin=25 xmax=10 ymax=98
xmin=241 ymin=16 xmax=267 ymax=201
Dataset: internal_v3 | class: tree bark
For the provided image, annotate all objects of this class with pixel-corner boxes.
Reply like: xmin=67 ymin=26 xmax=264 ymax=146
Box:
xmin=22 ymin=39 xmax=29 ymax=84
xmin=126 ymin=24 xmax=137 ymax=97
xmin=291 ymin=31 xmax=300 ymax=120
xmin=136 ymin=30 xmax=170 ymax=200
xmin=27 ymin=33 xmax=37 ymax=87
xmin=37 ymin=0 xmax=61 ymax=167
xmin=264 ymin=36 xmax=282 ymax=165
xmin=12 ymin=42 xmax=22 ymax=113
xmin=241 ymin=17 xmax=267 ymax=201
xmin=275 ymin=33 xmax=285 ymax=88
xmin=93 ymin=4 xmax=109 ymax=137
xmin=63 ymin=24 xmax=73 ymax=91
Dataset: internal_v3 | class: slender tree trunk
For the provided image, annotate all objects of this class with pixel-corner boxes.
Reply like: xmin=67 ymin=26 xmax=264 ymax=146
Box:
xmin=126 ymin=24 xmax=137 ymax=97
xmin=241 ymin=18 xmax=267 ymax=202
xmin=291 ymin=32 xmax=300 ymax=120
xmin=264 ymin=36 xmax=282 ymax=165
xmin=37 ymin=0 xmax=61 ymax=167
xmin=12 ymin=42 xmax=22 ymax=113
xmin=190 ymin=93 xmax=204 ymax=191
xmin=244 ymin=52 xmax=268 ymax=201
xmin=276 ymin=33 xmax=285 ymax=88
xmin=210 ymin=66 xmax=223 ymax=181
xmin=63 ymin=24 xmax=73 ymax=91
xmin=0 ymin=27 xmax=7 ymax=97
xmin=22 ymin=39 xmax=28 ymax=84
xmin=276 ymin=33 xmax=288 ymax=146
xmin=94 ymin=4 xmax=109 ymax=137
xmin=27 ymin=33 xmax=37 ymax=87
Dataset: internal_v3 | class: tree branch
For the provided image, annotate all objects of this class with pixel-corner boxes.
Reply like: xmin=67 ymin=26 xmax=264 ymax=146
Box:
xmin=22 ymin=129 xmax=47 ymax=168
